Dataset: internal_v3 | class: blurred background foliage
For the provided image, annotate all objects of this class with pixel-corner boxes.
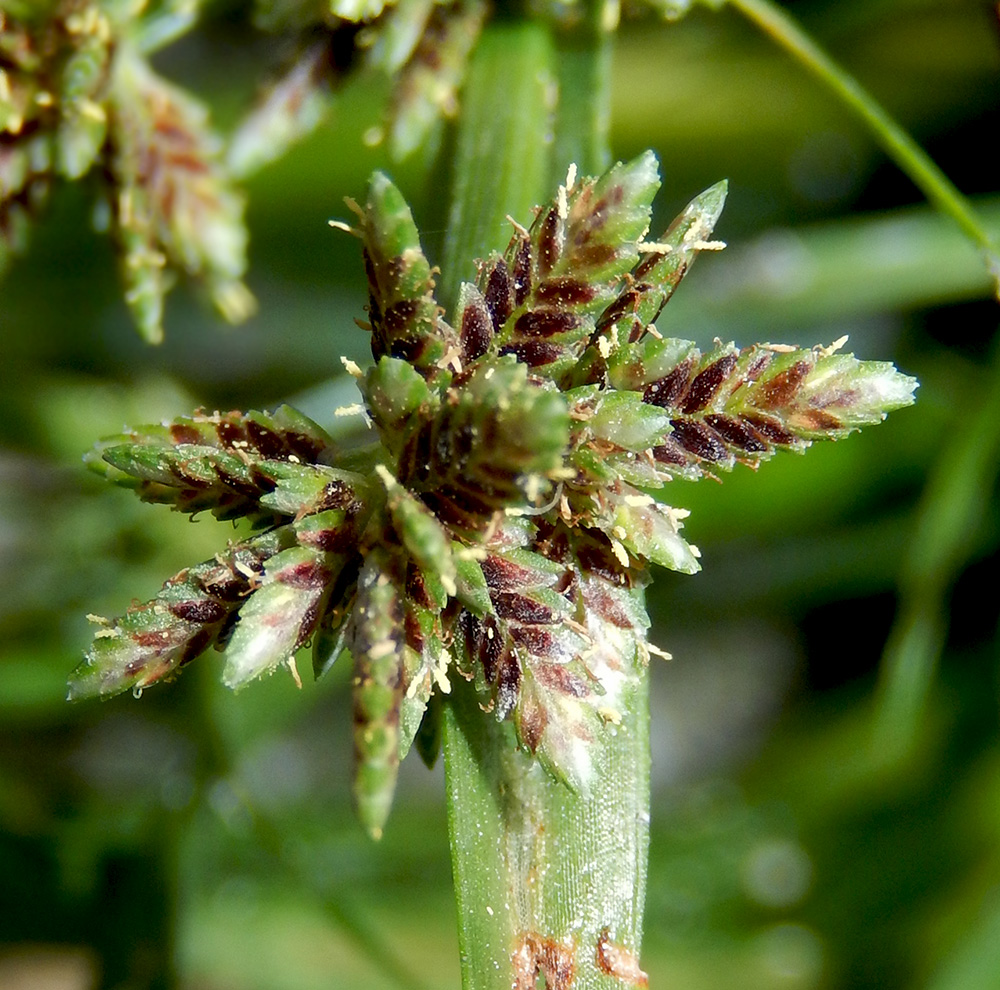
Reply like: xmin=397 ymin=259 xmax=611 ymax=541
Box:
xmin=2 ymin=0 xmax=999 ymax=988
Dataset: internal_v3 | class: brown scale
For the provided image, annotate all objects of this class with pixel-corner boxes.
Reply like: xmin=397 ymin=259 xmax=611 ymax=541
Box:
xmin=580 ymin=580 xmax=635 ymax=630
xmin=480 ymin=553 xmax=539 ymax=591
xmin=274 ymin=557 xmax=331 ymax=590
xmin=460 ymin=611 xmax=522 ymax=719
xmin=295 ymin=520 xmax=358 ymax=553
xmin=743 ymin=413 xmax=797 ymax=446
xmin=482 ymin=257 xmax=514 ymax=333
xmin=511 ymin=235 xmax=532 ymax=305
xmin=499 ymin=340 xmax=563 ymax=367
xmin=642 ymin=358 xmax=695 ymax=409
xmin=509 ymin=624 xmax=556 ymax=657
xmin=752 ymin=359 xmax=812 ymax=410
xmin=513 ymin=310 xmax=580 ymax=339
xmin=668 ymin=420 xmax=728 ymax=462
xmin=459 ymin=293 xmax=492 ymax=362
xmin=679 ymin=353 xmax=739 ymax=413
xmin=534 ymin=276 xmax=597 ymax=308
xmin=704 ymin=413 xmax=768 ymax=453
xmin=168 ymin=599 xmax=228 ymax=624
xmin=531 ymin=660 xmax=590 ymax=699
xmin=536 ymin=207 xmax=563 ymax=278
xmin=492 ymin=591 xmax=557 ymax=625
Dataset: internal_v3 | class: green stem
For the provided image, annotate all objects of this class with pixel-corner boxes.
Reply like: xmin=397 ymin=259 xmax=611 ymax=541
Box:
xmin=550 ymin=1 xmax=613 ymax=181
xmin=444 ymin=674 xmax=650 ymax=990
xmin=728 ymin=0 xmax=1000 ymax=296
xmin=438 ymin=22 xmax=556 ymax=315
xmin=440 ymin=17 xmax=651 ymax=990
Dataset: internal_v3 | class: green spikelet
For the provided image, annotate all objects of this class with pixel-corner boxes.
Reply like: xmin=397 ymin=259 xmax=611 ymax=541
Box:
xmin=222 ymin=545 xmax=339 ymax=690
xmin=108 ymin=45 xmax=254 ymax=342
xmin=354 ymin=171 xmax=458 ymax=382
xmin=86 ymin=406 xmax=340 ymax=522
xmin=347 ymin=546 xmax=407 ymax=840
xmin=68 ymin=528 xmax=296 ymax=700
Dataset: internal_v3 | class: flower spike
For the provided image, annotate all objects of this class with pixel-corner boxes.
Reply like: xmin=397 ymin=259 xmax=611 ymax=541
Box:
xmin=73 ymin=152 xmax=916 ymax=837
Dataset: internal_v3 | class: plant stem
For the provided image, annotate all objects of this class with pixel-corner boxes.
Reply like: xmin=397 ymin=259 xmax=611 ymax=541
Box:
xmin=440 ymin=16 xmax=652 ymax=990
xmin=437 ymin=22 xmax=556 ymax=315
xmin=550 ymin=0 xmax=613 ymax=181
xmin=727 ymin=0 xmax=1000 ymax=297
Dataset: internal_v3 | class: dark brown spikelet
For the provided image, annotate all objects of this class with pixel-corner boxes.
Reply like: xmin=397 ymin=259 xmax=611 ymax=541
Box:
xmin=68 ymin=528 xmax=296 ymax=700
xmin=356 ymin=172 xmax=459 ymax=384
xmin=87 ymin=406 xmax=339 ymax=523
xmin=483 ymin=153 xmax=662 ymax=380
xmin=600 ymin=338 xmax=914 ymax=479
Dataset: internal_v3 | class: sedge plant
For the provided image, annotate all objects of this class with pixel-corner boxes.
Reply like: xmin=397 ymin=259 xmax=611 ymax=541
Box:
xmin=68 ymin=152 xmax=916 ymax=987
xmin=5 ymin=0 xmax=967 ymax=987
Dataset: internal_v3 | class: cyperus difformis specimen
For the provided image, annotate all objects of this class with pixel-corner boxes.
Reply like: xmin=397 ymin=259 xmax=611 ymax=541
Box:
xmin=70 ymin=151 xmax=917 ymax=839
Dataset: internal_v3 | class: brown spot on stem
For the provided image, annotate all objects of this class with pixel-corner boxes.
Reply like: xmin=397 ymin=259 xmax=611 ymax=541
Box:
xmin=512 ymin=932 xmax=576 ymax=990
xmin=595 ymin=929 xmax=648 ymax=988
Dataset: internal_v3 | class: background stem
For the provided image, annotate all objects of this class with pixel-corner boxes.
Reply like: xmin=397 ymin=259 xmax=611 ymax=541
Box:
xmin=728 ymin=0 xmax=1000 ymax=295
